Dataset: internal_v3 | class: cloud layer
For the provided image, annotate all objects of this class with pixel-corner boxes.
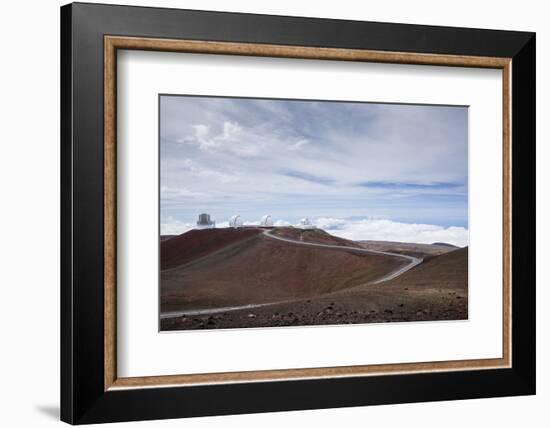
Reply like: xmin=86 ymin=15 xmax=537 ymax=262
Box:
xmin=161 ymin=216 xmax=468 ymax=247
xmin=313 ymin=217 xmax=468 ymax=247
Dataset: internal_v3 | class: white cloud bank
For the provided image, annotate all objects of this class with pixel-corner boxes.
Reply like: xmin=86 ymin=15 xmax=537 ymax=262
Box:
xmin=161 ymin=216 xmax=468 ymax=247
xmin=160 ymin=218 xmax=194 ymax=236
xmin=313 ymin=217 xmax=468 ymax=247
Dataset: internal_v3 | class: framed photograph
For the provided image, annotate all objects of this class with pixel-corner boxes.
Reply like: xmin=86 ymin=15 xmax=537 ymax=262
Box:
xmin=61 ymin=2 xmax=535 ymax=424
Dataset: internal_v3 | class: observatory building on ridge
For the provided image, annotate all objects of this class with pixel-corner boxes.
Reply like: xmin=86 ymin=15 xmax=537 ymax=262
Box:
xmin=229 ymin=215 xmax=244 ymax=228
xmin=260 ymin=215 xmax=274 ymax=227
xmin=297 ymin=217 xmax=315 ymax=230
xmin=196 ymin=213 xmax=215 ymax=229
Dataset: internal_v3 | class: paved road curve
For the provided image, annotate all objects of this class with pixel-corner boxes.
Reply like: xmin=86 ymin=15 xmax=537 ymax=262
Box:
xmin=262 ymin=229 xmax=422 ymax=284
xmin=160 ymin=302 xmax=275 ymax=320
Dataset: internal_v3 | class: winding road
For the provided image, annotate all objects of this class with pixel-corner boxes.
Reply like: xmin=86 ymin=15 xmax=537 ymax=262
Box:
xmin=262 ymin=229 xmax=422 ymax=284
xmin=161 ymin=229 xmax=422 ymax=319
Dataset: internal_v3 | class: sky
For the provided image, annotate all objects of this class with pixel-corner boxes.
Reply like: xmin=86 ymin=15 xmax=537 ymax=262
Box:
xmin=160 ymin=95 xmax=469 ymax=246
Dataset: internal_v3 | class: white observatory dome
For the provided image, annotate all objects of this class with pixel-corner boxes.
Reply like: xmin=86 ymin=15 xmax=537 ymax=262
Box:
xmin=229 ymin=214 xmax=243 ymax=228
xmin=260 ymin=215 xmax=274 ymax=227
xmin=298 ymin=217 xmax=315 ymax=230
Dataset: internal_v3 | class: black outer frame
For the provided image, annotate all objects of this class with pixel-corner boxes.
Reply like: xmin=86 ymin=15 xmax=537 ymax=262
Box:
xmin=60 ymin=2 xmax=535 ymax=424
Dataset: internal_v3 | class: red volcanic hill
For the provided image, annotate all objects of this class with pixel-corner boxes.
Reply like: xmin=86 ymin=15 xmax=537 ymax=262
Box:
xmin=269 ymin=227 xmax=364 ymax=248
xmin=160 ymin=227 xmax=408 ymax=313
xmin=380 ymin=247 xmax=468 ymax=290
xmin=161 ymin=227 xmax=263 ymax=270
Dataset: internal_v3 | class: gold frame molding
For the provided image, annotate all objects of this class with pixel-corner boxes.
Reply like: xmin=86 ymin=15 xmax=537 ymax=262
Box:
xmin=104 ymin=36 xmax=512 ymax=391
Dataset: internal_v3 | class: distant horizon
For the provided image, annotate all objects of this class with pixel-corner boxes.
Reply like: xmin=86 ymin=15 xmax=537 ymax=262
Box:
xmin=160 ymin=95 xmax=469 ymax=247
xmin=161 ymin=214 xmax=469 ymax=247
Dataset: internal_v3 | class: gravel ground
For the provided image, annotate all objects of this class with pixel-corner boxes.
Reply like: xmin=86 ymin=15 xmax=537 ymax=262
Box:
xmin=160 ymin=287 xmax=467 ymax=331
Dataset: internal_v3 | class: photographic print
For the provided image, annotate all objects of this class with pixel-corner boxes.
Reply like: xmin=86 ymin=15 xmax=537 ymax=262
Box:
xmin=159 ymin=95 xmax=468 ymax=331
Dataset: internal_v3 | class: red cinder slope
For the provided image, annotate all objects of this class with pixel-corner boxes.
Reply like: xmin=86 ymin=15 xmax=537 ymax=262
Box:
xmin=161 ymin=228 xmax=263 ymax=270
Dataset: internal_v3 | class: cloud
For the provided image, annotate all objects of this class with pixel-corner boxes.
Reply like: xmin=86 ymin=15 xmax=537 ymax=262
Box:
xmin=357 ymin=181 xmax=464 ymax=190
xmin=160 ymin=96 xmax=468 ymax=229
xmin=160 ymin=186 xmax=208 ymax=199
xmin=176 ymin=124 xmax=220 ymax=151
xmin=177 ymin=158 xmax=238 ymax=184
xmin=222 ymin=121 xmax=242 ymax=140
xmin=161 ymin=216 xmax=468 ymax=247
xmin=160 ymin=218 xmax=194 ymax=235
xmin=288 ymin=138 xmax=309 ymax=151
xmin=177 ymin=120 xmax=261 ymax=157
xmin=314 ymin=217 xmax=468 ymax=247
xmin=193 ymin=124 xmax=209 ymax=139
xmin=282 ymin=170 xmax=335 ymax=186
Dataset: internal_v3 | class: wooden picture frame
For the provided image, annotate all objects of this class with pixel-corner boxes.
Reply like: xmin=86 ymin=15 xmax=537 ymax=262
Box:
xmin=61 ymin=2 xmax=535 ymax=424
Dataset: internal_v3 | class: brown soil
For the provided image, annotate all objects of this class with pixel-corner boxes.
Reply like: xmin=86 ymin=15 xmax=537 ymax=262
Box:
xmin=271 ymin=227 xmax=363 ymax=248
xmin=161 ymin=246 xmax=468 ymax=331
xmin=161 ymin=228 xmax=263 ymax=270
xmin=358 ymin=240 xmax=458 ymax=259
